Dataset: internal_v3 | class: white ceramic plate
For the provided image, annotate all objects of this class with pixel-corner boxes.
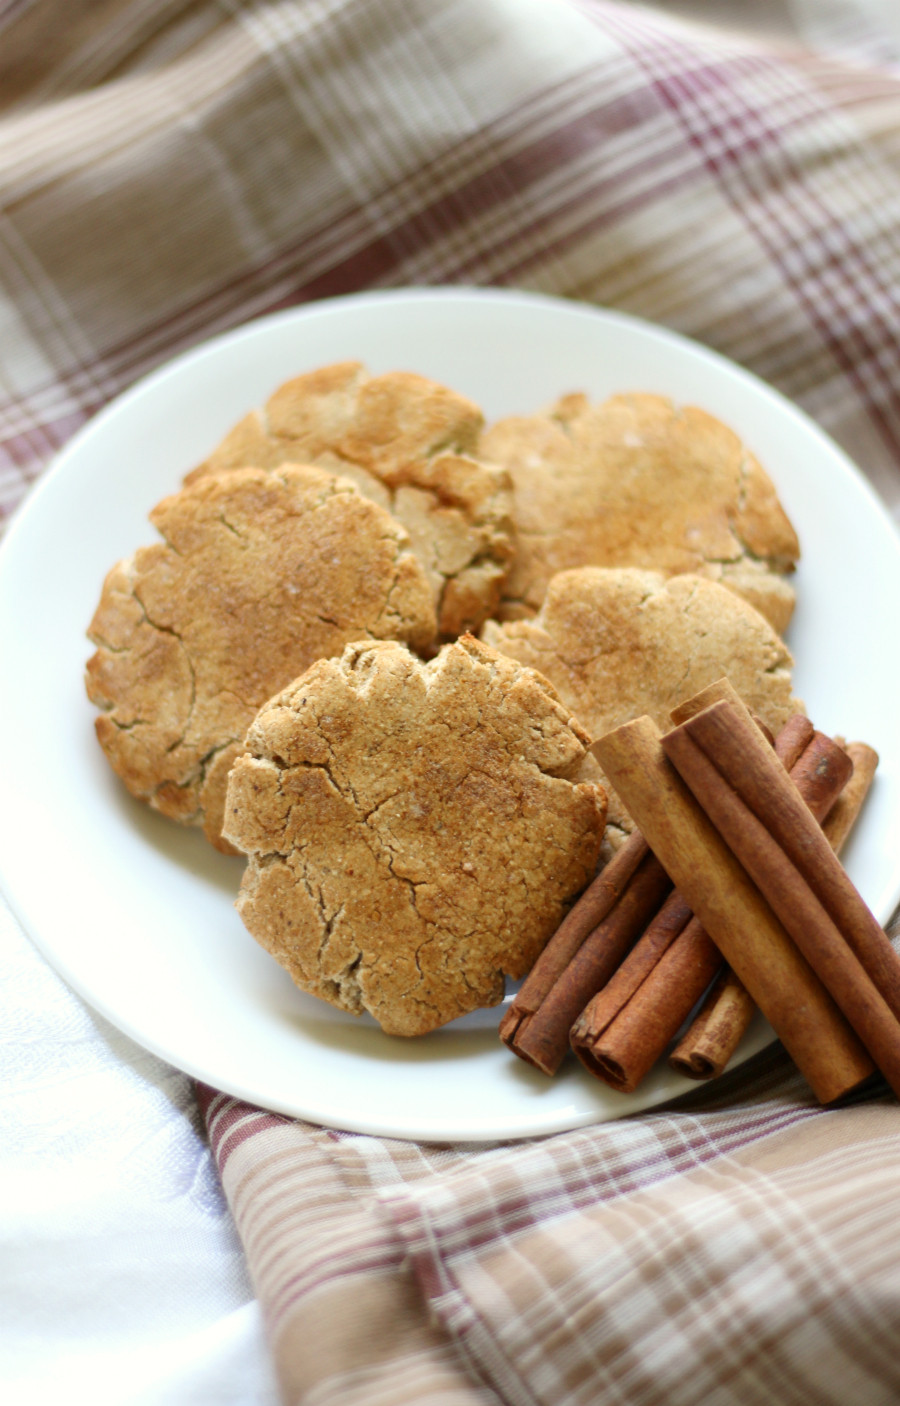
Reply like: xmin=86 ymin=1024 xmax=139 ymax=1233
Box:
xmin=2 ymin=287 xmax=899 ymax=1142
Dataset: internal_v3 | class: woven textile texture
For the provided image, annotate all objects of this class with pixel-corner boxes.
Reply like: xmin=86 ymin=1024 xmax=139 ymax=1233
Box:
xmin=3 ymin=0 xmax=900 ymax=526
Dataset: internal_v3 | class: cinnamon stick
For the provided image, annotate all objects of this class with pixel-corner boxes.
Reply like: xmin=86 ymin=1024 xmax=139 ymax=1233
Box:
xmin=572 ymin=914 xmax=721 ymax=1091
xmin=668 ymin=969 xmax=755 ymax=1080
xmin=593 ymin=715 xmax=875 ymax=1104
xmin=569 ymin=889 xmax=695 ymax=1047
xmin=663 ymin=700 xmax=900 ymax=1098
xmin=571 ymin=722 xmax=853 ymax=1091
xmin=669 ymin=738 xmax=878 ymax=1081
xmin=498 ymin=828 xmax=649 ymax=1047
xmin=778 ymin=730 xmax=855 ymax=822
xmin=505 ymin=849 xmax=672 ymax=1075
xmin=823 ymin=742 xmax=880 ymax=853
xmin=772 ymin=712 xmax=816 ymax=767
xmin=671 ymin=683 xmax=819 ymax=777
xmin=673 ymin=701 xmax=900 ymax=1022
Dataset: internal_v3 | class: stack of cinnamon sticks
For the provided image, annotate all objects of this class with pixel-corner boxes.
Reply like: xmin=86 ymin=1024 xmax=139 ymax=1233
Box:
xmin=669 ymin=735 xmax=878 ymax=1082
xmin=501 ymin=678 xmax=889 ymax=1105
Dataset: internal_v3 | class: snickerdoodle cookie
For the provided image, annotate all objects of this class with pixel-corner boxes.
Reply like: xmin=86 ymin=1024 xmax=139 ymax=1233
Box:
xmin=479 ymin=391 xmax=800 ymax=632
xmin=187 ymin=361 xmax=514 ymax=639
xmin=223 ymin=635 xmax=607 ymax=1036
xmin=482 ymin=567 xmax=802 ymax=846
xmin=86 ymin=464 xmax=436 ymax=851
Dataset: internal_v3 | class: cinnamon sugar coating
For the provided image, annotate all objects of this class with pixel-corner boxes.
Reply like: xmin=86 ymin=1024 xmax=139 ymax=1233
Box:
xmin=223 ymin=635 xmax=607 ymax=1036
xmin=483 ymin=568 xmax=802 ymax=847
xmin=86 ymin=464 xmax=436 ymax=851
xmin=188 ymin=361 xmax=514 ymax=639
xmin=480 ymin=391 xmax=800 ymax=632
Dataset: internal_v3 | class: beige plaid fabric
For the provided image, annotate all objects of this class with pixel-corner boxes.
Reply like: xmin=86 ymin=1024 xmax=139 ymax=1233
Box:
xmin=4 ymin=2 xmax=900 ymax=1403
xmin=4 ymin=0 xmax=900 ymax=524
xmin=199 ymin=1060 xmax=900 ymax=1405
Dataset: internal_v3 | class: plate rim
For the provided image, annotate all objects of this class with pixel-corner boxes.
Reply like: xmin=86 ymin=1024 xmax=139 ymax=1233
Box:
xmin=2 ymin=284 xmax=899 ymax=1141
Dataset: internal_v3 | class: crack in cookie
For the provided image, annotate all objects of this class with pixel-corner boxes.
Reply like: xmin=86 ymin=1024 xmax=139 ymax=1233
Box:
xmin=223 ymin=635 xmax=607 ymax=1036
xmin=187 ymin=360 xmax=515 ymax=639
xmin=480 ymin=391 xmax=800 ymax=633
xmin=85 ymin=464 xmax=436 ymax=850
xmin=482 ymin=567 xmax=803 ymax=855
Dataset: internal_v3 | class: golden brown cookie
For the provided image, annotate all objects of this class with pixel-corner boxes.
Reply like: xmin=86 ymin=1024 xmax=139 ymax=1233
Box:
xmin=86 ymin=464 xmax=436 ymax=851
xmin=188 ymin=361 xmax=514 ymax=639
xmin=223 ymin=635 xmax=607 ymax=1036
xmin=482 ymin=567 xmax=802 ymax=846
xmin=479 ymin=391 xmax=800 ymax=632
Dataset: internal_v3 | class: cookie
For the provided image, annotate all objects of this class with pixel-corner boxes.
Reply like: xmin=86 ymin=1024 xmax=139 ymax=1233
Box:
xmin=482 ymin=567 xmax=802 ymax=846
xmin=85 ymin=464 xmax=436 ymax=851
xmin=479 ymin=391 xmax=800 ymax=632
xmin=223 ymin=635 xmax=607 ymax=1036
xmin=187 ymin=361 xmax=514 ymax=639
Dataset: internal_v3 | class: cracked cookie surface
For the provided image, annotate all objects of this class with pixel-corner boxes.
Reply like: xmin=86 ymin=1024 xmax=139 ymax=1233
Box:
xmin=85 ymin=464 xmax=436 ymax=851
xmin=187 ymin=360 xmax=514 ymax=639
xmin=480 ymin=391 xmax=800 ymax=632
xmin=223 ymin=635 xmax=607 ymax=1036
xmin=482 ymin=568 xmax=802 ymax=847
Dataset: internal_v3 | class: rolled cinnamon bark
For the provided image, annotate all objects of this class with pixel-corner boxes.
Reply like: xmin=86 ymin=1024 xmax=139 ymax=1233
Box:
xmin=674 ymin=701 xmax=900 ymax=1023
xmin=498 ymin=828 xmax=649 ymax=1048
xmin=772 ymin=712 xmax=816 ymax=767
xmin=669 ymin=969 xmax=756 ymax=1080
xmin=572 ymin=914 xmax=721 ymax=1091
xmin=663 ymin=702 xmax=900 ymax=1098
xmin=823 ymin=742 xmax=880 ymax=853
xmin=571 ymin=721 xmax=853 ymax=1091
xmin=777 ymin=730 xmax=854 ymax=822
xmin=593 ymin=715 xmax=875 ymax=1104
xmin=506 ymin=849 xmax=672 ymax=1075
xmin=671 ymin=679 xmax=812 ymax=741
xmin=569 ymin=890 xmax=694 ymax=1047
xmin=670 ymin=738 xmax=878 ymax=1081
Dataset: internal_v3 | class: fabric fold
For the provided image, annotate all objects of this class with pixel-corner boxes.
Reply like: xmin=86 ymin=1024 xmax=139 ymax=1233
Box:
xmin=201 ymin=1053 xmax=900 ymax=1406
xmin=378 ymin=1093 xmax=900 ymax=1406
xmin=5 ymin=2 xmax=900 ymax=1403
xmin=198 ymin=1087 xmax=502 ymax=1405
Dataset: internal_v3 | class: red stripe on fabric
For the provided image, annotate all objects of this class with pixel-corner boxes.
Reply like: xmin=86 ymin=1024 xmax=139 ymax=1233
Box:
xmin=0 ymin=61 xmax=653 ymax=428
xmin=670 ymin=54 xmax=900 ymax=378
xmin=380 ymin=1101 xmax=843 ymax=1263
xmin=199 ymin=1089 xmax=289 ymax=1165
xmin=194 ymin=1081 xmax=225 ymax=1123
xmin=0 ymin=63 xmax=641 ymax=516
xmin=0 ymin=412 xmax=90 ymax=468
xmin=266 ymin=1237 xmax=408 ymax=1331
xmin=216 ymin=1111 xmax=288 ymax=1164
xmin=595 ymin=4 xmax=900 ymax=459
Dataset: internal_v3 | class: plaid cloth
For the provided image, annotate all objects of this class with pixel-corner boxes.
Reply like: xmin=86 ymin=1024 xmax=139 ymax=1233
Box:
xmin=199 ymin=1063 xmax=900 ymax=1405
xmin=4 ymin=0 xmax=900 ymax=526
xmin=3 ymin=2 xmax=900 ymax=1403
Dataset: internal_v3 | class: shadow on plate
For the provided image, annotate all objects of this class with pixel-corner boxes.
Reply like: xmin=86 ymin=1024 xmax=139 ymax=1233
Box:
xmin=271 ymin=984 xmax=516 ymax=1066
xmin=107 ymin=780 xmax=244 ymax=894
